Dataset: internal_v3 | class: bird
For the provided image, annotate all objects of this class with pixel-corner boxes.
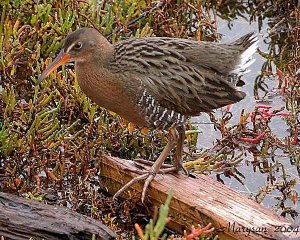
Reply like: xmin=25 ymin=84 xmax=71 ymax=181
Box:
xmin=37 ymin=28 xmax=258 ymax=202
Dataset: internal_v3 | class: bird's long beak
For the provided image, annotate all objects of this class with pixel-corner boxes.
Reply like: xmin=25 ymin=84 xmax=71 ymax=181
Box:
xmin=36 ymin=49 xmax=71 ymax=85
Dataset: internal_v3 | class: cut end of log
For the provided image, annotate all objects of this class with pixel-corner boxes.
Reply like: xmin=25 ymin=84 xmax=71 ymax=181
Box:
xmin=0 ymin=192 xmax=116 ymax=240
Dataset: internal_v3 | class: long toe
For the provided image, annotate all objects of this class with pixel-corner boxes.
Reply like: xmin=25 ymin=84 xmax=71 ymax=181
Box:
xmin=141 ymin=173 xmax=156 ymax=203
xmin=113 ymin=173 xmax=149 ymax=200
xmin=134 ymin=159 xmax=173 ymax=169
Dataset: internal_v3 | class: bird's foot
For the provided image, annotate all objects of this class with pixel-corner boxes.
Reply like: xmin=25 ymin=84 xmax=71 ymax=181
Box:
xmin=112 ymin=166 xmax=176 ymax=203
xmin=113 ymin=127 xmax=182 ymax=202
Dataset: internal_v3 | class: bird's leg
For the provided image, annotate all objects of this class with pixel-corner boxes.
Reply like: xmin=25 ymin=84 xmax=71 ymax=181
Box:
xmin=140 ymin=128 xmax=179 ymax=201
xmin=173 ymin=125 xmax=188 ymax=175
xmin=133 ymin=126 xmax=186 ymax=170
xmin=132 ymin=125 xmax=188 ymax=174
xmin=113 ymin=128 xmax=179 ymax=202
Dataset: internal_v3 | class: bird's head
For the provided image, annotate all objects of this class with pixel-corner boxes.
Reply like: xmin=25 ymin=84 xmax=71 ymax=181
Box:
xmin=37 ymin=28 xmax=110 ymax=84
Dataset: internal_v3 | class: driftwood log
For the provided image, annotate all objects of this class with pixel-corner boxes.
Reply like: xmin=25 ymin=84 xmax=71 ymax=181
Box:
xmin=0 ymin=192 xmax=116 ymax=240
xmin=0 ymin=155 xmax=298 ymax=240
xmin=97 ymin=155 xmax=298 ymax=240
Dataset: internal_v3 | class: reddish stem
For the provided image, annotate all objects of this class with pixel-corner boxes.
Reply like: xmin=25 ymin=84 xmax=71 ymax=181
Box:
xmin=291 ymin=128 xmax=299 ymax=145
xmin=256 ymin=105 xmax=272 ymax=109
xmin=239 ymin=131 xmax=266 ymax=144
xmin=278 ymin=112 xmax=291 ymax=117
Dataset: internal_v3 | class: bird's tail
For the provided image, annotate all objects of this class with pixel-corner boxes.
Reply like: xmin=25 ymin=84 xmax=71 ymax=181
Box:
xmin=229 ymin=32 xmax=258 ymax=77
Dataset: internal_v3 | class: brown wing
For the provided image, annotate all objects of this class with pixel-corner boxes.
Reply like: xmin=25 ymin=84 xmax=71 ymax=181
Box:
xmin=111 ymin=36 xmax=254 ymax=115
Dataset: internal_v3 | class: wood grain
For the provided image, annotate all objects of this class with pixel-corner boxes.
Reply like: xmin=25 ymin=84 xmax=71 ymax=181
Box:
xmin=0 ymin=192 xmax=116 ymax=240
xmin=98 ymin=155 xmax=298 ymax=240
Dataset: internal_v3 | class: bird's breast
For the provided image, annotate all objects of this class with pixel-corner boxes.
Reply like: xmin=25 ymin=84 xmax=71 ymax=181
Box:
xmin=75 ymin=63 xmax=148 ymax=127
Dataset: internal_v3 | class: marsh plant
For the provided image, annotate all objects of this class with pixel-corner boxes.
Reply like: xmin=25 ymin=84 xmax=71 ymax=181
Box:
xmin=0 ymin=0 xmax=299 ymax=239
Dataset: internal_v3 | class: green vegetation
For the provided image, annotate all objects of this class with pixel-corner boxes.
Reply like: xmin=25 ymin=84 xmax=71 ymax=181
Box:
xmin=0 ymin=1 xmax=213 ymax=238
xmin=0 ymin=0 xmax=299 ymax=239
xmin=134 ymin=191 xmax=215 ymax=240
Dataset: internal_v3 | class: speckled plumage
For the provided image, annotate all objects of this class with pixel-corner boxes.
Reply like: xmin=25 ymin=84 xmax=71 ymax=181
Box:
xmin=38 ymin=28 xmax=258 ymax=202
xmin=66 ymin=28 xmax=257 ymax=130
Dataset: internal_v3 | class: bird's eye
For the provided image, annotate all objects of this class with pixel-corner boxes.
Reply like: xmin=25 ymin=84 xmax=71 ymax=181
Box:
xmin=74 ymin=42 xmax=82 ymax=50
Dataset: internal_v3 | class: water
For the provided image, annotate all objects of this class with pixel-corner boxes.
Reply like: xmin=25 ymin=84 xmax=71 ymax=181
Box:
xmin=193 ymin=14 xmax=299 ymax=221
